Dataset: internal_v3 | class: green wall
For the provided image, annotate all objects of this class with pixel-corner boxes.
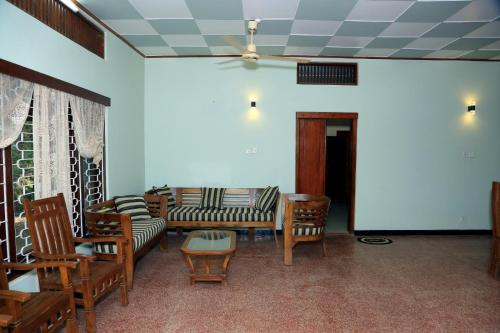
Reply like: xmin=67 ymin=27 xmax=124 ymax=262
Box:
xmin=0 ymin=0 xmax=145 ymax=196
xmin=145 ymin=58 xmax=500 ymax=230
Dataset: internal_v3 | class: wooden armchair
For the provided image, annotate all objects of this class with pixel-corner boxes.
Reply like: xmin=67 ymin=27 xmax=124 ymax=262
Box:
xmin=282 ymin=194 xmax=331 ymax=266
xmin=23 ymin=193 xmax=129 ymax=333
xmin=491 ymin=182 xmax=500 ymax=279
xmin=0 ymin=247 xmax=78 ymax=333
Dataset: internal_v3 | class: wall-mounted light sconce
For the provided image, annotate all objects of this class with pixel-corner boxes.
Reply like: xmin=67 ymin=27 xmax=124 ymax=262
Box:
xmin=467 ymin=103 xmax=476 ymax=114
xmin=251 ymin=101 xmax=256 ymax=108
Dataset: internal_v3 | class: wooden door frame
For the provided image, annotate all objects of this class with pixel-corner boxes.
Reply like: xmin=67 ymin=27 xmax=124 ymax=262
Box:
xmin=296 ymin=112 xmax=358 ymax=233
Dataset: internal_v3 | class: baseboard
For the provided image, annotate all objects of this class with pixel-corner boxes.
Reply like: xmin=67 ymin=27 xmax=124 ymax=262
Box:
xmin=354 ymin=230 xmax=491 ymax=236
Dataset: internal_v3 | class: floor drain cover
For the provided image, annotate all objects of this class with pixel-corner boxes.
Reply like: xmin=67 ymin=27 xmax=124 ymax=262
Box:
xmin=357 ymin=237 xmax=393 ymax=245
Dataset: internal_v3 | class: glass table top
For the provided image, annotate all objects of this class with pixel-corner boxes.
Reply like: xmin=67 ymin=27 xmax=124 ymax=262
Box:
xmin=183 ymin=231 xmax=234 ymax=252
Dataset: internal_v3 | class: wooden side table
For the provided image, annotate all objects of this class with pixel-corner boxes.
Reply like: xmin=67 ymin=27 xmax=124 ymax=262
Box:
xmin=180 ymin=230 xmax=236 ymax=284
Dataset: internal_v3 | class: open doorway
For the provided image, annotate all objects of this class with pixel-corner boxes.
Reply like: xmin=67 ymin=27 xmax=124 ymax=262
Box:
xmin=296 ymin=112 xmax=358 ymax=233
xmin=325 ymin=119 xmax=352 ymax=234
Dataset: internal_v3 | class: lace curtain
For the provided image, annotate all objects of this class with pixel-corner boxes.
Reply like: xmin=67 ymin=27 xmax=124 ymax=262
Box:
xmin=32 ymin=84 xmax=72 ymax=215
xmin=0 ymin=73 xmax=34 ymax=148
xmin=68 ymin=95 xmax=105 ymax=164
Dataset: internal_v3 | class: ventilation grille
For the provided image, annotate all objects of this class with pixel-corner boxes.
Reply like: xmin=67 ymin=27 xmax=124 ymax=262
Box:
xmin=297 ymin=63 xmax=358 ymax=85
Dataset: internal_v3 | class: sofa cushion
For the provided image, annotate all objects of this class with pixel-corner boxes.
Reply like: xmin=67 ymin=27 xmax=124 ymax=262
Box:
xmin=93 ymin=218 xmax=166 ymax=254
xmin=147 ymin=185 xmax=176 ymax=208
xmin=167 ymin=206 xmax=274 ymax=222
xmin=255 ymin=186 xmax=279 ymax=212
xmin=114 ymin=195 xmax=151 ymax=221
xmin=199 ymin=187 xmax=226 ymax=209
xmin=292 ymin=224 xmax=324 ymax=236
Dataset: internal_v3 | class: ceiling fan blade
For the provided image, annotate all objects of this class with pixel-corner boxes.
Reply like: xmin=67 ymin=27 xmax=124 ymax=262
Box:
xmin=223 ymin=36 xmax=246 ymax=53
xmin=259 ymin=55 xmax=311 ymax=63
xmin=216 ymin=57 xmax=241 ymax=65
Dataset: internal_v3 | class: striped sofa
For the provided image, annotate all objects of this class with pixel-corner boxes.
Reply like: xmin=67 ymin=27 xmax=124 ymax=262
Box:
xmin=84 ymin=194 xmax=167 ymax=288
xmin=150 ymin=187 xmax=279 ymax=246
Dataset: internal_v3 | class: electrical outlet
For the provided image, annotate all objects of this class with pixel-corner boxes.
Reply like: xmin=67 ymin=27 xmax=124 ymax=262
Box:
xmin=245 ymin=147 xmax=257 ymax=154
xmin=463 ymin=152 xmax=476 ymax=159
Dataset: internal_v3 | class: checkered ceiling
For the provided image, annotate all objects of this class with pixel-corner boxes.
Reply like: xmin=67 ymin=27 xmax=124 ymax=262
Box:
xmin=79 ymin=0 xmax=500 ymax=60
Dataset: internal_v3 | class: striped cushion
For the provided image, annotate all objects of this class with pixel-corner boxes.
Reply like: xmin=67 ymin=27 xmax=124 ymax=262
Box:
xmin=93 ymin=218 xmax=166 ymax=254
xmin=292 ymin=224 xmax=324 ymax=236
xmin=146 ymin=185 xmax=176 ymax=208
xmin=167 ymin=206 xmax=274 ymax=222
xmin=255 ymin=186 xmax=279 ymax=212
xmin=199 ymin=187 xmax=226 ymax=209
xmin=114 ymin=196 xmax=151 ymax=221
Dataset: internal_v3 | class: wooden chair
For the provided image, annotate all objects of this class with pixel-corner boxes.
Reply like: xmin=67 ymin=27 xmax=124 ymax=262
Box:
xmin=282 ymin=194 xmax=331 ymax=266
xmin=491 ymin=182 xmax=500 ymax=279
xmin=0 ymin=246 xmax=78 ymax=333
xmin=23 ymin=193 xmax=129 ymax=333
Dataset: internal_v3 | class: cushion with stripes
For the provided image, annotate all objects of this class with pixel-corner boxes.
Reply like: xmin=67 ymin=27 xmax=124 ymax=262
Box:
xmin=255 ymin=186 xmax=279 ymax=212
xmin=93 ymin=218 xmax=166 ymax=254
xmin=199 ymin=187 xmax=226 ymax=209
xmin=114 ymin=196 xmax=151 ymax=221
xmin=167 ymin=206 xmax=274 ymax=222
xmin=146 ymin=185 xmax=176 ymax=208
xmin=292 ymin=224 xmax=324 ymax=236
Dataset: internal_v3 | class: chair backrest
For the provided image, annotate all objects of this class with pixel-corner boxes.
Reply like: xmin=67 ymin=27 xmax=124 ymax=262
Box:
xmin=23 ymin=193 xmax=76 ymax=257
xmin=284 ymin=194 xmax=331 ymax=228
xmin=493 ymin=182 xmax=500 ymax=238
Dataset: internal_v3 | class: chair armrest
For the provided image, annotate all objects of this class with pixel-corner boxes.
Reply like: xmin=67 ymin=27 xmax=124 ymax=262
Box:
xmin=144 ymin=193 xmax=168 ymax=218
xmin=34 ymin=253 xmax=96 ymax=262
xmin=74 ymin=237 xmax=127 ymax=245
xmin=84 ymin=211 xmax=133 ymax=239
xmin=0 ymin=290 xmax=31 ymax=303
xmin=0 ymin=314 xmax=14 ymax=327
xmin=2 ymin=261 xmax=77 ymax=271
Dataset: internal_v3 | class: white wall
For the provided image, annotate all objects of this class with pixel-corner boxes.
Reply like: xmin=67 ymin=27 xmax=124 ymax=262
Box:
xmin=144 ymin=57 xmax=500 ymax=230
xmin=0 ymin=0 xmax=146 ymax=196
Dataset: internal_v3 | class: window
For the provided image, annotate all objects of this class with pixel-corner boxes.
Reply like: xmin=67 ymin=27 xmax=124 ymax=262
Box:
xmin=0 ymin=99 xmax=106 ymax=266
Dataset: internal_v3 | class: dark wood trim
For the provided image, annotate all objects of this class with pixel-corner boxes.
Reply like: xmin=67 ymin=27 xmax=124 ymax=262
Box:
xmin=0 ymin=59 xmax=111 ymax=106
xmin=296 ymin=112 xmax=358 ymax=119
xmin=73 ymin=1 xmax=145 ymax=58
xmin=296 ymin=112 xmax=358 ymax=233
xmin=355 ymin=230 xmax=491 ymax=236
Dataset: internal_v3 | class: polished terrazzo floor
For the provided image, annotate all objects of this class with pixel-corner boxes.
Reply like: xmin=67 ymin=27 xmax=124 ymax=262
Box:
xmin=77 ymin=234 xmax=500 ymax=332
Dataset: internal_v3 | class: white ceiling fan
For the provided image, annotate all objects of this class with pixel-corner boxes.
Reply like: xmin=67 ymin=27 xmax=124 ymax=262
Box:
xmin=221 ymin=20 xmax=310 ymax=64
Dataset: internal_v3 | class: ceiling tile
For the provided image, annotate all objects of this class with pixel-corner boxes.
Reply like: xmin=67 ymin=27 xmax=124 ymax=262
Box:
xmin=257 ymin=20 xmax=293 ymax=35
xmin=255 ymin=46 xmax=286 ymax=55
xmin=423 ymin=22 xmax=486 ymax=38
xmin=284 ymin=46 xmax=323 ymax=55
xmin=254 ymin=35 xmax=289 ymax=46
xmin=287 ymin=35 xmax=331 ymax=47
xmin=404 ymin=37 xmax=456 ymax=49
xmin=481 ymin=39 xmax=500 ymax=50
xmin=172 ymin=47 xmax=212 ymax=55
xmin=355 ymin=48 xmax=398 ymax=57
xmin=319 ymin=47 xmax=361 ymax=57
xmin=162 ymin=35 xmax=208 ymax=47
xmin=459 ymin=50 xmax=500 ymax=59
xmin=391 ymin=49 xmax=434 ymax=58
xmin=365 ymin=37 xmax=414 ymax=49
xmin=443 ymin=37 xmax=499 ymax=50
xmin=208 ymin=46 xmax=241 ymax=55
xmin=397 ymin=1 xmax=470 ymax=22
xmin=424 ymin=50 xmax=471 ymax=58
xmin=128 ymin=0 xmax=192 ymax=19
xmin=137 ymin=46 xmax=177 ymax=56
xmin=295 ymin=0 xmax=357 ymax=20
xmin=149 ymin=19 xmax=200 ymax=34
xmin=446 ymin=0 xmax=500 ymax=22
xmin=466 ymin=22 xmax=500 ymax=38
xmin=291 ymin=20 xmax=342 ymax=35
xmin=123 ymin=35 xmax=167 ymax=47
xmin=104 ymin=19 xmax=157 ymax=35
xmin=335 ymin=22 xmax=391 ymax=37
xmin=380 ymin=22 xmax=437 ymax=37
xmin=346 ymin=1 xmax=414 ymax=21
xmin=80 ymin=0 xmax=142 ymax=19
xmin=204 ymin=35 xmax=247 ymax=47
xmin=196 ymin=20 xmax=245 ymax=35
xmin=242 ymin=0 xmax=300 ymax=19
xmin=185 ymin=0 xmax=243 ymax=19
xmin=328 ymin=36 xmax=374 ymax=48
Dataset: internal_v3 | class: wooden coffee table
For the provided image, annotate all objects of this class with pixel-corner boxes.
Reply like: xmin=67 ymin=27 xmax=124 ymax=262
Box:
xmin=180 ymin=230 xmax=236 ymax=284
